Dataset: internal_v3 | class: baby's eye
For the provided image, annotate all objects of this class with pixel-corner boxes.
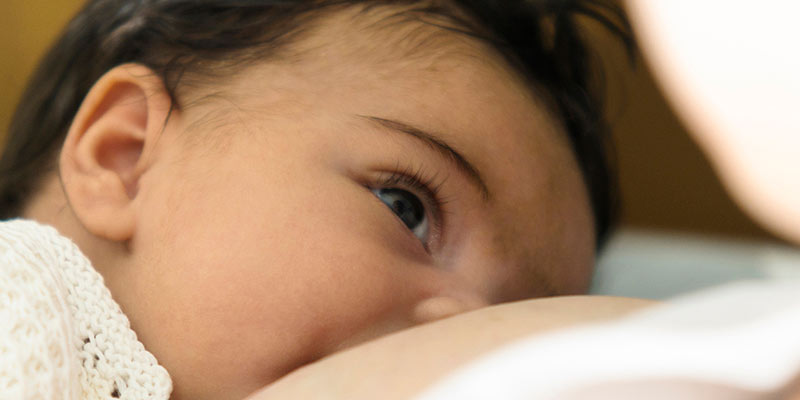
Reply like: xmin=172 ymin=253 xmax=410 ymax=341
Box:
xmin=371 ymin=188 xmax=430 ymax=243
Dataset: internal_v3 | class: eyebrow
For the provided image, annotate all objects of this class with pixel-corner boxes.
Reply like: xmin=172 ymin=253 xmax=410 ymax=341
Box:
xmin=360 ymin=115 xmax=490 ymax=201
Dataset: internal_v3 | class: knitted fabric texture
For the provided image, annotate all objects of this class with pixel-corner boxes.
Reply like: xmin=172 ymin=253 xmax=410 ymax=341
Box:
xmin=0 ymin=220 xmax=172 ymax=399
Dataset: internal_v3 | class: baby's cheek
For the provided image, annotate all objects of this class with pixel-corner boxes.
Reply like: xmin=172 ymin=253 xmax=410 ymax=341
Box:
xmin=287 ymin=252 xmax=430 ymax=355
xmin=230 ymin=242 xmax=430 ymax=388
xmin=145 ymin=164 xmax=440 ymax=397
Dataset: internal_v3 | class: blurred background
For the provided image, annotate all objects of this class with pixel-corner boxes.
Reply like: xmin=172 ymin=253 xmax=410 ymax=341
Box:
xmin=2 ymin=0 xmax=796 ymax=298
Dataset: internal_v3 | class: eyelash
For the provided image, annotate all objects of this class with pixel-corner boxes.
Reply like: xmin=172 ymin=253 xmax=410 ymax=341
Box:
xmin=374 ymin=162 xmax=452 ymax=251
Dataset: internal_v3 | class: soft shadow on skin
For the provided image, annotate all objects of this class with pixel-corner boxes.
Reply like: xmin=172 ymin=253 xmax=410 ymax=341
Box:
xmin=246 ymin=295 xmax=657 ymax=400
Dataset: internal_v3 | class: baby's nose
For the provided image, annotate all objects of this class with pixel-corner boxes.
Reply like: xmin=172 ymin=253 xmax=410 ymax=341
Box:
xmin=411 ymin=294 xmax=490 ymax=325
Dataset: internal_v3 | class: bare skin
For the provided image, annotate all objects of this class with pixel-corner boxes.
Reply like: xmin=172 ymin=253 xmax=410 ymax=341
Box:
xmin=19 ymin=2 xmax=797 ymax=398
xmin=246 ymin=296 xmax=656 ymax=400
xmin=23 ymin=5 xmax=597 ymax=399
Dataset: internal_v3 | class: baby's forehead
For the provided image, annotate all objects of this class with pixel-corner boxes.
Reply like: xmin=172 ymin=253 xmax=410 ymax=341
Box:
xmin=207 ymin=2 xmax=538 ymax=126
xmin=283 ymin=3 xmax=519 ymax=84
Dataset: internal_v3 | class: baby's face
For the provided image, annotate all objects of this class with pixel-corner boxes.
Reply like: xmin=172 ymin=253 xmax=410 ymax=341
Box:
xmin=105 ymin=7 xmax=594 ymax=400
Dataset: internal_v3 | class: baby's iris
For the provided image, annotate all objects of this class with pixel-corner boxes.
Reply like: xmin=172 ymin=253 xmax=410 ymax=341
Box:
xmin=372 ymin=188 xmax=430 ymax=242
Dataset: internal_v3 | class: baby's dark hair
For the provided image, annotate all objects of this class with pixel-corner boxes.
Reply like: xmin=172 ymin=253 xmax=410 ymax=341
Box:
xmin=0 ymin=0 xmax=631 ymax=246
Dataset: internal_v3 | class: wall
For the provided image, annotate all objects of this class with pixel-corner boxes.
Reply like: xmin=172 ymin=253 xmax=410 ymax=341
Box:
xmin=0 ymin=0 xmax=84 ymax=146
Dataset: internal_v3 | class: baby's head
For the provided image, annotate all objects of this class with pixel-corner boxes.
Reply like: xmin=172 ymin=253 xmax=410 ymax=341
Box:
xmin=0 ymin=1 xmax=627 ymax=398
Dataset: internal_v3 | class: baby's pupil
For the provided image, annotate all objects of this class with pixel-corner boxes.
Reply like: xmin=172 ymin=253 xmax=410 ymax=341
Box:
xmin=377 ymin=188 xmax=425 ymax=230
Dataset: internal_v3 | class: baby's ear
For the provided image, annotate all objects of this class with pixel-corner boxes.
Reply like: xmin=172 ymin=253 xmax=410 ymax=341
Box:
xmin=60 ymin=64 xmax=173 ymax=242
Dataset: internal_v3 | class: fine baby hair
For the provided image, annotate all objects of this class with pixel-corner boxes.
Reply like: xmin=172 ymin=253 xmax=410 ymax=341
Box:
xmin=0 ymin=0 xmax=630 ymax=245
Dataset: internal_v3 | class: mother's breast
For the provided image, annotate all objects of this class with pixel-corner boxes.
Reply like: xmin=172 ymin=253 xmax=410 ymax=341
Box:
xmin=245 ymin=295 xmax=656 ymax=400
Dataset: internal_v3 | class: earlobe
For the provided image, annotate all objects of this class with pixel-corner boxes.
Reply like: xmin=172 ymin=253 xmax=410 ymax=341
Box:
xmin=60 ymin=64 xmax=173 ymax=242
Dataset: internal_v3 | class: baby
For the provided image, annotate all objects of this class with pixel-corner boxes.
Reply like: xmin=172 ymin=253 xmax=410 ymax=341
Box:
xmin=0 ymin=0 xmax=629 ymax=399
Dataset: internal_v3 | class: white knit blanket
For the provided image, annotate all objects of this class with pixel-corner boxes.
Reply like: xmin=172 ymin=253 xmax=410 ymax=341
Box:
xmin=0 ymin=219 xmax=172 ymax=399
